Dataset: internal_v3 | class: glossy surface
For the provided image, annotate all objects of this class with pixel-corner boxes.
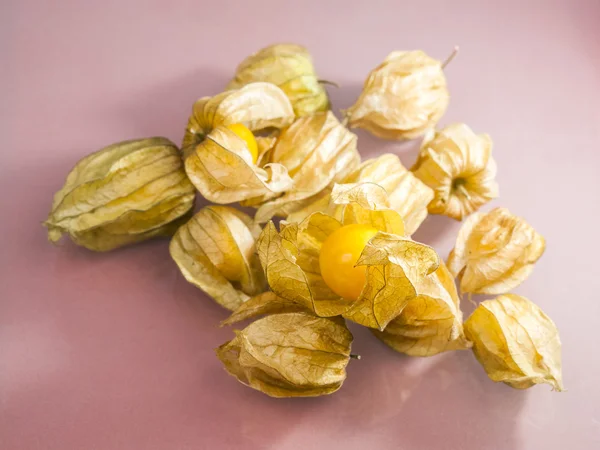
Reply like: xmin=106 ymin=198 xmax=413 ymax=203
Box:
xmin=226 ymin=123 xmax=259 ymax=164
xmin=2 ymin=1 xmax=599 ymax=449
xmin=319 ymin=224 xmax=379 ymax=300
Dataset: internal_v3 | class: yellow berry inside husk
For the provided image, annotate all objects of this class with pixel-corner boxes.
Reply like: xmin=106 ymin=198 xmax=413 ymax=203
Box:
xmin=319 ymin=224 xmax=379 ymax=301
xmin=226 ymin=123 xmax=258 ymax=164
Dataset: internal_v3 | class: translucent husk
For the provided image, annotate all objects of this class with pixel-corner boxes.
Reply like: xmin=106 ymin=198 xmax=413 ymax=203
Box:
xmin=464 ymin=294 xmax=564 ymax=391
xmin=169 ymin=205 xmax=266 ymax=311
xmin=44 ymin=137 xmax=195 ymax=251
xmin=227 ymin=43 xmax=329 ymax=117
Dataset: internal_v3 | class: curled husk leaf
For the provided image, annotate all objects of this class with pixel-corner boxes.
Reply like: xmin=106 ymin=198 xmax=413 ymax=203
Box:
xmin=217 ymin=312 xmax=353 ymax=397
xmin=254 ymin=111 xmax=361 ymax=222
xmin=411 ymin=123 xmax=499 ymax=220
xmin=182 ymin=82 xmax=295 ymax=204
xmin=44 ymin=138 xmax=195 ymax=251
xmin=344 ymin=50 xmax=449 ymax=140
xmin=447 ymin=208 xmax=545 ymax=295
xmin=169 ymin=206 xmax=266 ymax=311
xmin=464 ymin=294 xmax=563 ymax=391
xmin=256 ymin=182 xmax=440 ymax=330
xmin=227 ymin=44 xmax=329 ymax=117
xmin=287 ymin=154 xmax=434 ymax=235
xmin=372 ymin=262 xmax=471 ymax=356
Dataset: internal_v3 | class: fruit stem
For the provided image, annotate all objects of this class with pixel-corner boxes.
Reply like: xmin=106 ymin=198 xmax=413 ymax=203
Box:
xmin=454 ymin=183 xmax=471 ymax=201
xmin=442 ymin=46 xmax=460 ymax=69
xmin=318 ymin=79 xmax=340 ymax=88
xmin=350 ymin=354 xmax=361 ymax=360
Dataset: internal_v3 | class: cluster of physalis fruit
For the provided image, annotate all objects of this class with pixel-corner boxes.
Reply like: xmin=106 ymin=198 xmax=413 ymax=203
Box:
xmin=45 ymin=44 xmax=563 ymax=397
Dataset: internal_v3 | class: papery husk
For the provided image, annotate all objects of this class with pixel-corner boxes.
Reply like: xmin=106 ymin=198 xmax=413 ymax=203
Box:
xmin=372 ymin=262 xmax=471 ymax=356
xmin=216 ymin=312 xmax=353 ymax=397
xmin=344 ymin=50 xmax=449 ymax=140
xmin=44 ymin=137 xmax=195 ymax=251
xmin=256 ymin=183 xmax=441 ymax=330
xmin=221 ymin=291 xmax=311 ymax=326
xmin=287 ymin=154 xmax=434 ymax=235
xmin=227 ymin=44 xmax=329 ymax=117
xmin=464 ymin=294 xmax=564 ymax=391
xmin=343 ymin=231 xmax=439 ymax=330
xmin=447 ymin=208 xmax=545 ymax=295
xmin=169 ymin=205 xmax=266 ymax=311
xmin=182 ymin=82 xmax=294 ymax=151
xmin=411 ymin=123 xmax=499 ymax=220
xmin=184 ymin=126 xmax=294 ymax=204
xmin=254 ymin=112 xmax=361 ymax=222
xmin=182 ymin=83 xmax=295 ymax=204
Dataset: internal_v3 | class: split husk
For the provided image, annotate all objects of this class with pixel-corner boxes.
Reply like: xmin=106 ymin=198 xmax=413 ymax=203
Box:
xmin=286 ymin=153 xmax=434 ymax=235
xmin=227 ymin=43 xmax=329 ymax=117
xmin=447 ymin=208 xmax=545 ymax=295
xmin=44 ymin=137 xmax=195 ymax=251
xmin=256 ymin=182 xmax=441 ymax=330
xmin=169 ymin=205 xmax=266 ymax=311
xmin=217 ymin=312 xmax=353 ymax=397
xmin=344 ymin=50 xmax=449 ymax=140
xmin=464 ymin=294 xmax=563 ymax=391
xmin=254 ymin=111 xmax=361 ymax=222
xmin=372 ymin=261 xmax=470 ymax=356
xmin=182 ymin=82 xmax=295 ymax=204
xmin=411 ymin=123 xmax=499 ymax=220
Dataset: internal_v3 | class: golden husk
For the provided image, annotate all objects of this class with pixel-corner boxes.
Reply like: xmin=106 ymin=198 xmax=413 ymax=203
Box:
xmin=256 ymin=183 xmax=443 ymax=330
xmin=227 ymin=44 xmax=329 ymax=117
xmin=447 ymin=208 xmax=545 ymax=295
xmin=372 ymin=262 xmax=471 ymax=356
xmin=217 ymin=312 xmax=353 ymax=397
xmin=182 ymin=82 xmax=296 ymax=204
xmin=253 ymin=111 xmax=361 ymax=222
xmin=169 ymin=205 xmax=266 ymax=311
xmin=411 ymin=123 xmax=499 ymax=220
xmin=286 ymin=154 xmax=434 ymax=235
xmin=464 ymin=294 xmax=564 ymax=391
xmin=44 ymin=137 xmax=195 ymax=251
xmin=344 ymin=50 xmax=449 ymax=140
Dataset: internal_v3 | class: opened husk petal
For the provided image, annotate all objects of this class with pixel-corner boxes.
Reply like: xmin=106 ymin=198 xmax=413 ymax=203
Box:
xmin=343 ymin=231 xmax=440 ymax=330
xmin=344 ymin=50 xmax=449 ymax=140
xmin=255 ymin=112 xmax=361 ymax=222
xmin=184 ymin=126 xmax=294 ymax=204
xmin=227 ymin=44 xmax=329 ymax=117
xmin=44 ymin=137 xmax=195 ymax=251
xmin=372 ymin=262 xmax=471 ymax=356
xmin=169 ymin=205 xmax=266 ymax=311
xmin=464 ymin=294 xmax=563 ymax=391
xmin=216 ymin=312 xmax=353 ymax=397
xmin=257 ymin=183 xmax=442 ymax=330
xmin=447 ymin=208 xmax=545 ymax=294
xmin=286 ymin=155 xmax=433 ymax=235
xmin=411 ymin=123 xmax=499 ymax=220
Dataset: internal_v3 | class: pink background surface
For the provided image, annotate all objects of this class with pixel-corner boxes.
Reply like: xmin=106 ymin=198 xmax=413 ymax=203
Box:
xmin=2 ymin=1 xmax=600 ymax=449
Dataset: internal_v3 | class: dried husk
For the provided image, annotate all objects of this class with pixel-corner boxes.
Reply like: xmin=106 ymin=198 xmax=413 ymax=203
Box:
xmin=221 ymin=292 xmax=311 ymax=326
xmin=344 ymin=50 xmax=449 ymax=140
xmin=182 ymin=82 xmax=295 ymax=204
xmin=411 ymin=123 xmax=499 ymax=220
xmin=256 ymin=183 xmax=441 ymax=330
xmin=287 ymin=154 xmax=434 ymax=235
xmin=217 ymin=312 xmax=353 ymax=397
xmin=44 ymin=137 xmax=195 ymax=251
xmin=372 ymin=262 xmax=471 ymax=356
xmin=169 ymin=205 xmax=266 ymax=311
xmin=253 ymin=111 xmax=361 ymax=222
xmin=227 ymin=44 xmax=329 ymax=117
xmin=464 ymin=294 xmax=564 ymax=391
xmin=447 ymin=208 xmax=545 ymax=295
